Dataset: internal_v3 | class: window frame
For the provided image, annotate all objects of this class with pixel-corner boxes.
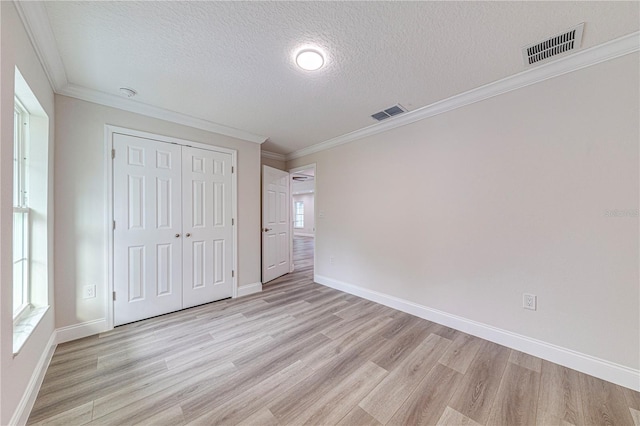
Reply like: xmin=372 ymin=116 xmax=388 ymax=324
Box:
xmin=13 ymin=97 xmax=30 ymax=321
xmin=294 ymin=201 xmax=304 ymax=229
xmin=14 ymin=98 xmax=29 ymax=207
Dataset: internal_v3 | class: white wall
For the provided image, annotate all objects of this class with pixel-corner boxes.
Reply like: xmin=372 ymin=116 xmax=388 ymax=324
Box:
xmin=54 ymin=95 xmax=262 ymax=329
xmin=289 ymin=53 xmax=639 ymax=376
xmin=293 ymin=193 xmax=315 ymax=236
xmin=1 ymin=2 xmax=56 ymax=423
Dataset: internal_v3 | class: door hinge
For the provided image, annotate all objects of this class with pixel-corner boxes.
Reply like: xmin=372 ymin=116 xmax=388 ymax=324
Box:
xmin=232 ymin=270 xmax=235 ymax=278
xmin=113 ymin=291 xmax=116 ymax=301
xmin=232 ymin=218 xmax=234 ymax=226
xmin=113 ymin=220 xmax=116 ymax=230
xmin=231 ymin=166 xmax=234 ymax=173
xmin=111 ymin=149 xmax=115 ymax=159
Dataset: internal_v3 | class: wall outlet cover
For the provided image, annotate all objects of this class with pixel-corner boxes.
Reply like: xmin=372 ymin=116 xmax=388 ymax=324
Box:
xmin=523 ymin=293 xmax=537 ymax=310
xmin=83 ymin=285 xmax=96 ymax=299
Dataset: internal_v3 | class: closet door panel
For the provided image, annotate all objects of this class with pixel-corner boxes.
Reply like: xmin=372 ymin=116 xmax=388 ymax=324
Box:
xmin=113 ymin=134 xmax=183 ymax=325
xmin=182 ymin=147 xmax=233 ymax=308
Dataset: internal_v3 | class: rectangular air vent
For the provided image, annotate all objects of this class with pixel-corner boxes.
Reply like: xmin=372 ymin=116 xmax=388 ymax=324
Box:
xmin=522 ymin=23 xmax=584 ymax=66
xmin=371 ymin=104 xmax=407 ymax=121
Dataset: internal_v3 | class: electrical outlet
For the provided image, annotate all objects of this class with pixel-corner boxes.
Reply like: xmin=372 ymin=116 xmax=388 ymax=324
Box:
xmin=83 ymin=285 xmax=96 ymax=299
xmin=330 ymin=256 xmax=334 ymax=265
xmin=523 ymin=293 xmax=537 ymax=310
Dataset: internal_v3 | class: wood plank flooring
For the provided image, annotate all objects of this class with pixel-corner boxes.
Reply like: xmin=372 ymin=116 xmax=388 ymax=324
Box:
xmin=29 ymin=236 xmax=639 ymax=425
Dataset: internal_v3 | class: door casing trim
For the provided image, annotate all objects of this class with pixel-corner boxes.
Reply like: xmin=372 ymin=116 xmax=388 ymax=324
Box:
xmin=287 ymin=163 xmax=316 ymax=275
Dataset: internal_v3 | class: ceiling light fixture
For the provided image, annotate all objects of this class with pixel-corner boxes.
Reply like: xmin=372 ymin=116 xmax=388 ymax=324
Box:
xmin=119 ymin=87 xmax=137 ymax=98
xmin=295 ymin=49 xmax=324 ymax=71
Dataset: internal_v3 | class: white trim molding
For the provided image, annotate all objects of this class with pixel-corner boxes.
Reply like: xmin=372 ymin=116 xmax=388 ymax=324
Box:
xmin=314 ymin=274 xmax=640 ymax=392
xmin=15 ymin=1 xmax=638 ymax=156
xmin=261 ymin=150 xmax=287 ymax=161
xmin=61 ymin=85 xmax=266 ymax=144
xmin=9 ymin=331 xmax=57 ymax=426
xmin=286 ymin=31 xmax=640 ymax=160
xmin=13 ymin=1 xmax=68 ymax=91
xmin=56 ymin=319 xmax=109 ymax=345
xmin=236 ymin=282 xmax=263 ymax=298
xmin=11 ymin=319 xmax=110 ymax=424
xmin=13 ymin=1 xmax=267 ymax=145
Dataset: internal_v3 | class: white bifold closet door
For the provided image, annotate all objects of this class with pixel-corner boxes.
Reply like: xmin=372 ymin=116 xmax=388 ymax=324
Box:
xmin=113 ymin=134 xmax=233 ymax=326
xmin=182 ymin=146 xmax=234 ymax=309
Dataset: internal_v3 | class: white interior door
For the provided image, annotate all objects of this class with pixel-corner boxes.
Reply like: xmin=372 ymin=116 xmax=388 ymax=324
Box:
xmin=262 ymin=165 xmax=290 ymax=283
xmin=182 ymin=146 xmax=234 ymax=308
xmin=113 ymin=134 xmax=183 ymax=326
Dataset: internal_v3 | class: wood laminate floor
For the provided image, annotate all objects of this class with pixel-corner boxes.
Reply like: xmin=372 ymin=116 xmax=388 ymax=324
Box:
xmin=29 ymin=236 xmax=639 ymax=425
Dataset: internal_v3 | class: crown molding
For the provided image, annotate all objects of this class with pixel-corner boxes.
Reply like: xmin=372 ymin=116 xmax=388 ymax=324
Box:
xmin=261 ymin=150 xmax=287 ymax=161
xmin=60 ymin=84 xmax=267 ymax=144
xmin=286 ymin=31 xmax=640 ymax=161
xmin=15 ymin=1 xmax=267 ymax=145
xmin=15 ymin=1 xmax=638 ymax=152
xmin=14 ymin=0 xmax=68 ymax=91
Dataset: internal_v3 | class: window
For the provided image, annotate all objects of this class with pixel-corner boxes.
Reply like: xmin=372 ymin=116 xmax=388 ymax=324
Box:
xmin=294 ymin=201 xmax=304 ymax=228
xmin=13 ymin=67 xmax=50 ymax=354
xmin=13 ymin=98 xmax=30 ymax=319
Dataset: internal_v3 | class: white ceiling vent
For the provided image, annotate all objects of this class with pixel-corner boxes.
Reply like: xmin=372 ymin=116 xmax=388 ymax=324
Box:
xmin=522 ymin=23 xmax=584 ymax=66
xmin=371 ymin=104 xmax=407 ymax=121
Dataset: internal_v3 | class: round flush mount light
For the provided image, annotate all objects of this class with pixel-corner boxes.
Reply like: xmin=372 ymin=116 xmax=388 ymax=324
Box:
xmin=119 ymin=87 xmax=137 ymax=98
xmin=295 ymin=49 xmax=325 ymax=71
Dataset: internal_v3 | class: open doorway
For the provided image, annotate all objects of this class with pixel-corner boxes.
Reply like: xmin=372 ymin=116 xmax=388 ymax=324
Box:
xmin=289 ymin=164 xmax=316 ymax=277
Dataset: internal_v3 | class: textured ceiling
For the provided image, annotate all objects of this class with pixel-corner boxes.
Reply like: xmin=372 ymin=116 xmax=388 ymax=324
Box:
xmin=43 ymin=1 xmax=639 ymax=154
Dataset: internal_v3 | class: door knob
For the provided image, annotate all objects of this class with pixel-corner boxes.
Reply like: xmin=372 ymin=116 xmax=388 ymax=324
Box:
xmin=263 ymin=228 xmax=272 ymax=232
xmin=186 ymin=233 xmax=191 ymax=237
xmin=175 ymin=233 xmax=180 ymax=238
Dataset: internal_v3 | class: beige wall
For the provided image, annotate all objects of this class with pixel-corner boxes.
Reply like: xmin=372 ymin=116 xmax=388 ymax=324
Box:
xmin=1 ymin=2 xmax=56 ymax=423
xmin=289 ymin=53 xmax=639 ymax=370
xmin=55 ymin=95 xmax=261 ymax=329
xmin=261 ymin=154 xmax=286 ymax=171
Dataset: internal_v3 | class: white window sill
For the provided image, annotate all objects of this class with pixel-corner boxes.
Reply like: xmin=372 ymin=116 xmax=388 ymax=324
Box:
xmin=13 ymin=305 xmax=49 ymax=356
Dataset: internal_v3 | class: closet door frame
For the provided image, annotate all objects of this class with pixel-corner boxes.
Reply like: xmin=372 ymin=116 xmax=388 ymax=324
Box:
xmin=105 ymin=125 xmax=238 ymax=330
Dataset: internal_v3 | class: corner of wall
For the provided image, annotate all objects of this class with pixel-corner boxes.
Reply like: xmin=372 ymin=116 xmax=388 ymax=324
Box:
xmin=8 ymin=331 xmax=56 ymax=426
xmin=314 ymin=274 xmax=640 ymax=391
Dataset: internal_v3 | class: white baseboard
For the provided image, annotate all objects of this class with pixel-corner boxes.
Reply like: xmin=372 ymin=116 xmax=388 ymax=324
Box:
xmin=55 ymin=318 xmax=109 ymax=344
xmin=315 ymin=274 xmax=640 ymax=391
xmin=237 ymin=281 xmax=262 ymax=297
xmin=10 ymin=330 xmax=57 ymax=426
xmin=293 ymin=232 xmax=315 ymax=237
